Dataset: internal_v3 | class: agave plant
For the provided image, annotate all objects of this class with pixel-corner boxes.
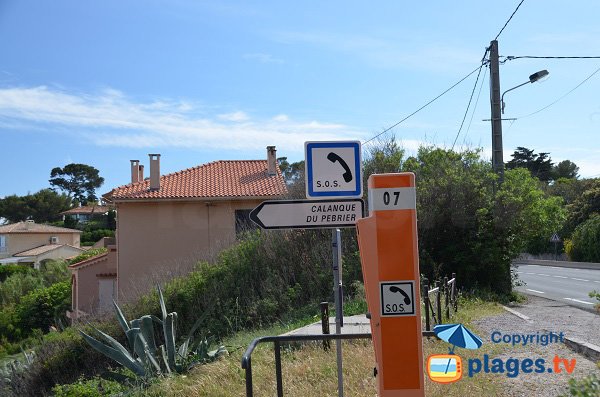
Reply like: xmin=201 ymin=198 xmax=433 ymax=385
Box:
xmin=79 ymin=285 xmax=226 ymax=377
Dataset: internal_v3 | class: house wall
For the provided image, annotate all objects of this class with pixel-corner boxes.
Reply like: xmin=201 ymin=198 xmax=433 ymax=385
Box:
xmin=116 ymin=199 xmax=262 ymax=301
xmin=0 ymin=232 xmax=80 ymax=259
xmin=72 ymin=246 xmax=117 ymax=315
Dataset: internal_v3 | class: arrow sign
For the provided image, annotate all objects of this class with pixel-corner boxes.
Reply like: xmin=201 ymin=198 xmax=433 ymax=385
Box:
xmin=250 ymin=199 xmax=364 ymax=229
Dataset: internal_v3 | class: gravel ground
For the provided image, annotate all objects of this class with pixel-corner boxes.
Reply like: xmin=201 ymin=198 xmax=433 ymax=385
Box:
xmin=473 ymin=295 xmax=600 ymax=397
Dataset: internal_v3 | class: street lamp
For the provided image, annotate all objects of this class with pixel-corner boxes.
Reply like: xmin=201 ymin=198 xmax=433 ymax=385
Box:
xmin=501 ymin=69 xmax=549 ymax=114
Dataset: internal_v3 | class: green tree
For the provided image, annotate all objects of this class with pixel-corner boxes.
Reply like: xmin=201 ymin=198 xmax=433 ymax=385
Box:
xmin=563 ymin=179 xmax=600 ymax=237
xmin=551 ymin=159 xmax=579 ymax=180
xmin=277 ymin=157 xmax=305 ymax=198
xmin=0 ymin=189 xmax=71 ymax=223
xmin=49 ymin=163 xmax=104 ymax=204
xmin=567 ymin=214 xmax=600 ymax=262
xmin=362 ymin=135 xmax=405 ymax=195
xmin=496 ymin=168 xmax=566 ymax=255
xmin=506 ymin=146 xmax=554 ymax=183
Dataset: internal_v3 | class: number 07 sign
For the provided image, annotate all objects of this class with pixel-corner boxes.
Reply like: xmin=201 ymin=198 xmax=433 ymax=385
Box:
xmin=305 ymin=141 xmax=362 ymax=199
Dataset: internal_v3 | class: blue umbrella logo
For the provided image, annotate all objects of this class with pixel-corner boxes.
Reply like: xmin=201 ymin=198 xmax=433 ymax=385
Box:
xmin=433 ymin=323 xmax=483 ymax=354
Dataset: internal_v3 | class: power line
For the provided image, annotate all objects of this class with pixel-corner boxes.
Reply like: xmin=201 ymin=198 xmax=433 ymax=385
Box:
xmin=452 ymin=64 xmax=485 ymax=149
xmin=452 ymin=48 xmax=491 ymax=149
xmin=494 ymin=0 xmax=525 ymax=40
xmin=464 ymin=66 xmax=488 ymax=141
xmin=362 ymin=64 xmax=484 ymax=145
xmin=514 ymin=65 xmax=600 ymax=119
xmin=504 ymin=55 xmax=600 ymax=61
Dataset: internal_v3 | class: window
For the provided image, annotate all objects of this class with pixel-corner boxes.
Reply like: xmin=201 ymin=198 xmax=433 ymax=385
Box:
xmin=235 ymin=209 xmax=257 ymax=236
xmin=0 ymin=235 xmax=5 ymax=253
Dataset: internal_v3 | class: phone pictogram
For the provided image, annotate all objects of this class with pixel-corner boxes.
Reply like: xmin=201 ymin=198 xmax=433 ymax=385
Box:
xmin=327 ymin=152 xmax=353 ymax=183
xmin=390 ymin=285 xmax=411 ymax=305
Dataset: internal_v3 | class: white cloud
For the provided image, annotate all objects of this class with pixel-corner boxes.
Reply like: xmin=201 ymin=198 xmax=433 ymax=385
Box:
xmin=217 ymin=111 xmax=250 ymax=122
xmin=0 ymin=86 xmax=366 ymax=154
xmin=272 ymin=114 xmax=288 ymax=122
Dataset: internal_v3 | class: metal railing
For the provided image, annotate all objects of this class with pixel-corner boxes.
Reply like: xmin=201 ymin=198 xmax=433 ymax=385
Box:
xmin=241 ymin=333 xmax=371 ymax=397
xmin=422 ymin=273 xmax=458 ymax=332
xmin=241 ymin=274 xmax=458 ymax=396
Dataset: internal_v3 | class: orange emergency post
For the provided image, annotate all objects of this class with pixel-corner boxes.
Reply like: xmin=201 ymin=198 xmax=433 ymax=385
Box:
xmin=356 ymin=173 xmax=424 ymax=397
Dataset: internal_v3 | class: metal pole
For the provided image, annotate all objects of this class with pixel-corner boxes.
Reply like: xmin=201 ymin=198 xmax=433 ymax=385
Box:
xmin=489 ymin=40 xmax=504 ymax=183
xmin=274 ymin=340 xmax=283 ymax=397
xmin=332 ymin=228 xmax=344 ymax=397
xmin=423 ymin=278 xmax=430 ymax=331
xmin=320 ymin=302 xmax=330 ymax=350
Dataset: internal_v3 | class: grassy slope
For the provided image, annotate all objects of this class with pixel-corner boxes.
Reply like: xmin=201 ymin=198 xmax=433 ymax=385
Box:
xmin=134 ymin=298 xmax=507 ymax=397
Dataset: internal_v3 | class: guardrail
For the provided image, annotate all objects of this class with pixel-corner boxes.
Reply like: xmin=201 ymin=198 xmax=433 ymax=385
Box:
xmin=422 ymin=273 xmax=458 ymax=332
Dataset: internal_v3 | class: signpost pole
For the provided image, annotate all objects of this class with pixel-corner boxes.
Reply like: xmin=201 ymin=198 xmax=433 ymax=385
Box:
xmin=332 ymin=228 xmax=344 ymax=397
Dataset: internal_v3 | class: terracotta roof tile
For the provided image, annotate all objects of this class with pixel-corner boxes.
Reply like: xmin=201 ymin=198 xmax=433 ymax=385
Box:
xmin=60 ymin=205 xmax=111 ymax=215
xmin=14 ymin=244 xmax=83 ymax=257
xmin=104 ymin=160 xmax=287 ymax=201
xmin=0 ymin=221 xmax=82 ymax=234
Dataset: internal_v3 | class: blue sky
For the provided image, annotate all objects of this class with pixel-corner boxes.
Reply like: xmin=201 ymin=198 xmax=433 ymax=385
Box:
xmin=1 ymin=0 xmax=599 ymax=198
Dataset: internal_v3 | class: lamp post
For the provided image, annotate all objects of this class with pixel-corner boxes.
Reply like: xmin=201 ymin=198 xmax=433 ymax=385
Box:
xmin=489 ymin=40 xmax=548 ymax=183
xmin=501 ymin=70 xmax=549 ymax=114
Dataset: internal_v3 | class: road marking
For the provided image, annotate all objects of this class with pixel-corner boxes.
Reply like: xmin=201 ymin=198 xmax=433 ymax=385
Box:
xmin=553 ymin=275 xmax=568 ymax=279
xmin=564 ymin=298 xmax=594 ymax=305
xmin=539 ymin=274 xmax=552 ymax=277
xmin=524 ymin=272 xmax=536 ymax=275
xmin=526 ymin=289 xmax=545 ymax=294
xmin=571 ymin=278 xmax=590 ymax=282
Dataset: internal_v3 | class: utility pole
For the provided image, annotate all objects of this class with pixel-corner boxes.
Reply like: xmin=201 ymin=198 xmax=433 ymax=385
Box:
xmin=489 ymin=40 xmax=504 ymax=182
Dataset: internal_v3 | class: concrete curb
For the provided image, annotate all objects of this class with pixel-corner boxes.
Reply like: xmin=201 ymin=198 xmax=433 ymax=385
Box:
xmin=564 ymin=337 xmax=600 ymax=363
xmin=513 ymin=259 xmax=600 ymax=271
xmin=502 ymin=306 xmax=600 ymax=363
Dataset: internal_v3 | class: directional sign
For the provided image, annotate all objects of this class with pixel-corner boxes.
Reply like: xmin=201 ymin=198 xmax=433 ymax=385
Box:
xmin=550 ymin=233 xmax=561 ymax=243
xmin=249 ymin=199 xmax=364 ymax=229
xmin=305 ymin=141 xmax=362 ymax=199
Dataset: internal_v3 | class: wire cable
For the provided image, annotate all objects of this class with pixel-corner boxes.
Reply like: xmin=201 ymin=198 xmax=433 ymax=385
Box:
xmin=495 ymin=0 xmax=525 ymax=40
xmin=452 ymin=64 xmax=485 ymax=149
xmin=362 ymin=64 xmax=485 ymax=145
xmin=514 ymin=65 xmax=600 ymax=119
xmin=504 ymin=55 xmax=600 ymax=61
xmin=464 ymin=66 xmax=488 ymax=141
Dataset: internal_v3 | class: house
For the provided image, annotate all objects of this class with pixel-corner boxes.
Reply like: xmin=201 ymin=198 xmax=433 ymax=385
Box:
xmin=69 ymin=244 xmax=117 ymax=317
xmin=60 ymin=204 xmax=112 ymax=223
xmin=0 ymin=220 xmax=83 ymax=268
xmin=70 ymin=146 xmax=287 ymax=315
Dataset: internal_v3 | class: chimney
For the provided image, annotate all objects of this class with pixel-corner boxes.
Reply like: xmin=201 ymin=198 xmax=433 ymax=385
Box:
xmin=138 ymin=164 xmax=144 ymax=182
xmin=130 ymin=160 xmax=140 ymax=184
xmin=149 ymin=154 xmax=161 ymax=191
xmin=267 ymin=146 xmax=277 ymax=176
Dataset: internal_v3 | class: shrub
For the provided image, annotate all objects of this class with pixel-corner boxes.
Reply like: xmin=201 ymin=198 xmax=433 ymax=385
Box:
xmin=568 ymin=214 xmax=600 ymax=262
xmin=0 ymin=327 xmax=115 ymax=396
xmin=0 ymin=265 xmax=32 ymax=283
xmin=15 ymin=281 xmax=71 ymax=334
xmin=0 ymin=273 xmax=45 ymax=308
xmin=563 ymin=374 xmax=600 ymax=396
xmin=68 ymin=248 xmax=108 ymax=265
xmin=51 ymin=376 xmax=127 ymax=397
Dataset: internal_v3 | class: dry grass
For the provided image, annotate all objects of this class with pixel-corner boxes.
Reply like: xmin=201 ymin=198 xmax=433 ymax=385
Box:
xmin=135 ymin=299 xmax=509 ymax=396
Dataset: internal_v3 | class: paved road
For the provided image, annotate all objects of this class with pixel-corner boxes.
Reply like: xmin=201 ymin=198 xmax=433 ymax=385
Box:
xmin=515 ymin=264 xmax=600 ymax=310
